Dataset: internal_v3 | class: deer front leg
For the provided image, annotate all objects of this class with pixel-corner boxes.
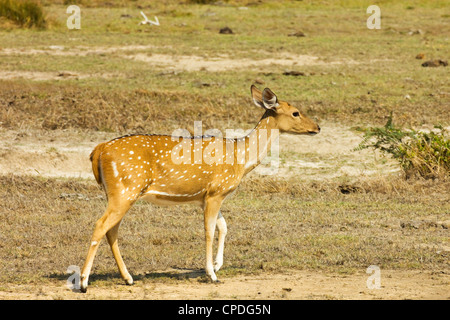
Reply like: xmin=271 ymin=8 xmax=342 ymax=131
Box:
xmin=214 ymin=211 xmax=227 ymax=272
xmin=203 ymin=197 xmax=223 ymax=282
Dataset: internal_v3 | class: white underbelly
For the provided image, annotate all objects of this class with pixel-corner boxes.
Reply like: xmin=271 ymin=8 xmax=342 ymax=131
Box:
xmin=141 ymin=190 xmax=203 ymax=206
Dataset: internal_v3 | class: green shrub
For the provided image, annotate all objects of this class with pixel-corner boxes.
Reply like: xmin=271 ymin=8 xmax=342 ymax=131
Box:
xmin=356 ymin=114 xmax=450 ymax=179
xmin=0 ymin=0 xmax=47 ymax=29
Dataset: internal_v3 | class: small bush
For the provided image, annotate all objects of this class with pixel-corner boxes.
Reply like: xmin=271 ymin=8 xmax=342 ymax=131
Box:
xmin=0 ymin=0 xmax=47 ymax=29
xmin=356 ymin=114 xmax=450 ymax=179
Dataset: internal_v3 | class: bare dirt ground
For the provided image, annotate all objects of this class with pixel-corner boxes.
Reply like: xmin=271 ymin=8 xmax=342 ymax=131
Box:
xmin=1 ymin=269 xmax=448 ymax=300
xmin=0 ymin=70 xmax=118 ymax=81
xmin=0 ymin=122 xmax=399 ymax=181
xmin=0 ymin=45 xmax=377 ymax=75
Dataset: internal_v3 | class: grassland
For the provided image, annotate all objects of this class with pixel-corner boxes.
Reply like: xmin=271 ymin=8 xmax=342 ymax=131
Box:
xmin=1 ymin=175 xmax=448 ymax=285
xmin=1 ymin=0 xmax=449 ymax=129
xmin=0 ymin=0 xmax=449 ymax=299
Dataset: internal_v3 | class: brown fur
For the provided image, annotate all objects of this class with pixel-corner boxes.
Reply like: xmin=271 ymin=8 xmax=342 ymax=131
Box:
xmin=90 ymin=142 xmax=107 ymax=186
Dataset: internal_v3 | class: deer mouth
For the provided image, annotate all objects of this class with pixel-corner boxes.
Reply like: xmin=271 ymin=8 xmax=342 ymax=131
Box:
xmin=307 ymin=125 xmax=321 ymax=135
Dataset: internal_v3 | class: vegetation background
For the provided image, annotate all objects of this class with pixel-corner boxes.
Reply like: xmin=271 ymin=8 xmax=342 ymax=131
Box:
xmin=0 ymin=0 xmax=448 ymax=299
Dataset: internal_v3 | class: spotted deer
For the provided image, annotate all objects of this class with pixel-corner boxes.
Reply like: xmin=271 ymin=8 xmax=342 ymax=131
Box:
xmin=79 ymin=85 xmax=320 ymax=292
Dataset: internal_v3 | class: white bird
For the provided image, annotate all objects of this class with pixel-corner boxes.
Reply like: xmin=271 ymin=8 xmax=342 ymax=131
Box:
xmin=139 ymin=11 xmax=159 ymax=26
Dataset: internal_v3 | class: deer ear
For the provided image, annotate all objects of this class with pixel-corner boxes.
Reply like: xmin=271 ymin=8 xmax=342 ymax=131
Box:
xmin=251 ymin=85 xmax=265 ymax=109
xmin=251 ymin=85 xmax=279 ymax=110
xmin=262 ymin=88 xmax=279 ymax=110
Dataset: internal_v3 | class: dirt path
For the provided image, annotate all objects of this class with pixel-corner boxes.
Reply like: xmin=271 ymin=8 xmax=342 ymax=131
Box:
xmin=0 ymin=123 xmax=399 ymax=181
xmin=0 ymin=269 xmax=448 ymax=300
xmin=0 ymin=45 xmax=357 ymax=74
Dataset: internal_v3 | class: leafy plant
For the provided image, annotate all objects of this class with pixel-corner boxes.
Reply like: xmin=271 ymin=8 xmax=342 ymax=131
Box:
xmin=0 ymin=0 xmax=46 ymax=29
xmin=355 ymin=114 xmax=450 ymax=179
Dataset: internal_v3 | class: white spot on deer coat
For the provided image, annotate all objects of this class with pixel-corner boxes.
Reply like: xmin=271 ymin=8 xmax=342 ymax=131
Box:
xmin=111 ymin=161 xmax=119 ymax=177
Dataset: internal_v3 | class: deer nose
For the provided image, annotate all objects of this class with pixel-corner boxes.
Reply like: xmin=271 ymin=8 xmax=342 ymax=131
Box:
xmin=317 ymin=125 xmax=321 ymax=132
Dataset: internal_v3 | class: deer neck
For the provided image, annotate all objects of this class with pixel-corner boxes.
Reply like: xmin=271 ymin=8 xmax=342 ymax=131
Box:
xmin=242 ymin=110 xmax=279 ymax=176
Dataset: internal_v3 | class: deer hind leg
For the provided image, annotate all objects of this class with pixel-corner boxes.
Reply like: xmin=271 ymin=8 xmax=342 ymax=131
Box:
xmin=106 ymin=221 xmax=133 ymax=286
xmin=214 ymin=211 xmax=227 ymax=272
xmin=203 ymin=196 xmax=224 ymax=282
xmin=80 ymin=201 xmax=131 ymax=293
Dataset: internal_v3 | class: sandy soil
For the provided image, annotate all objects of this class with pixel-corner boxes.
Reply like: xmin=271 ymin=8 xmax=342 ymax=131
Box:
xmin=126 ymin=52 xmax=346 ymax=72
xmin=0 ymin=269 xmax=448 ymax=300
xmin=0 ymin=45 xmax=367 ymax=75
xmin=0 ymin=123 xmax=399 ymax=181
xmin=0 ymin=70 xmax=118 ymax=81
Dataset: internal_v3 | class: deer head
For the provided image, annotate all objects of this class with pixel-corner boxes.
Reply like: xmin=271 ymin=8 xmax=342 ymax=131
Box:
xmin=251 ymin=85 xmax=320 ymax=135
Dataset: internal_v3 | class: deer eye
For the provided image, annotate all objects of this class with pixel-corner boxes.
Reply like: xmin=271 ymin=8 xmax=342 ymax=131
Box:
xmin=292 ymin=112 xmax=300 ymax=117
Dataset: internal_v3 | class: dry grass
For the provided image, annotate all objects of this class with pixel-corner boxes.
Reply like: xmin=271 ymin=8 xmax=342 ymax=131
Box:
xmin=0 ymin=0 xmax=47 ymax=29
xmin=0 ymin=80 xmax=448 ymax=136
xmin=0 ymin=1 xmax=448 ymax=129
xmin=0 ymin=82 xmax=255 ymax=134
xmin=0 ymin=174 xmax=448 ymax=286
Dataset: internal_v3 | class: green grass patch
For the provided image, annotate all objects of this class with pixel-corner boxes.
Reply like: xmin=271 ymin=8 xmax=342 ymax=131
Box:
xmin=0 ymin=0 xmax=47 ymax=28
xmin=356 ymin=114 xmax=450 ymax=179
